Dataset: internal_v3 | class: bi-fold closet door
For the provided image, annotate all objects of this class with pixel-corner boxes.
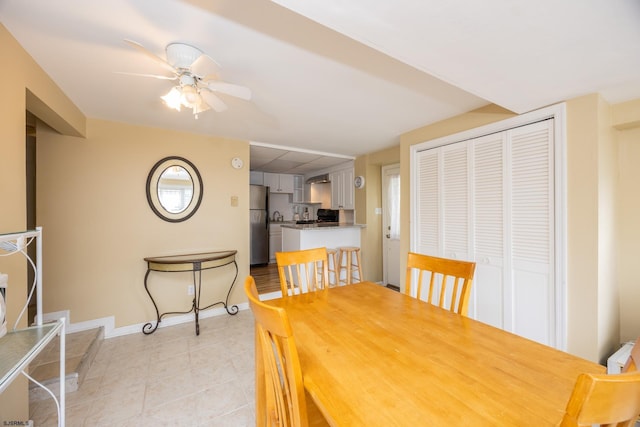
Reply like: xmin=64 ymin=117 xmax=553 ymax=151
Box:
xmin=414 ymin=119 xmax=556 ymax=346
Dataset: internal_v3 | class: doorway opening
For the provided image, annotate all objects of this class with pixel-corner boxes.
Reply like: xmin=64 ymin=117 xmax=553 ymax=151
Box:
xmin=382 ymin=164 xmax=400 ymax=289
xmin=26 ymin=111 xmax=37 ymax=323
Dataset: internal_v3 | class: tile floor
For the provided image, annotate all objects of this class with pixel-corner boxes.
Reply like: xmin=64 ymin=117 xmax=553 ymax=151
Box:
xmin=30 ymin=310 xmax=256 ymax=426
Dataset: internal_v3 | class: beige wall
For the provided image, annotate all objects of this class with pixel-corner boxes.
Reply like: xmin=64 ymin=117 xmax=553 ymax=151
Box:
xmin=355 ymin=145 xmax=400 ymax=282
xmin=36 ymin=119 xmax=249 ymax=327
xmin=564 ymin=94 xmax=620 ymax=361
xmin=0 ymin=24 xmax=86 ymax=419
xmin=564 ymin=95 xmax=605 ymax=361
xmin=595 ymin=96 xmax=619 ymax=361
xmin=615 ymin=100 xmax=640 ymax=343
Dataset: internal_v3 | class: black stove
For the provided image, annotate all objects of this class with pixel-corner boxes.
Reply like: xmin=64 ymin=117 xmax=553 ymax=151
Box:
xmin=295 ymin=220 xmax=316 ymax=225
xmin=295 ymin=209 xmax=339 ymax=225
xmin=316 ymin=209 xmax=339 ymax=223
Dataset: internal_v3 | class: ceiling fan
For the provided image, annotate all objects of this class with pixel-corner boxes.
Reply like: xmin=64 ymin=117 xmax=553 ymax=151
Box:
xmin=121 ymin=39 xmax=252 ymax=118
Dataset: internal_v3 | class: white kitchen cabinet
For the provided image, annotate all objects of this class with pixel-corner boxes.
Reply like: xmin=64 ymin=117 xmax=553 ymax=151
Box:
xmin=269 ymin=223 xmax=283 ymax=263
xmin=292 ymin=175 xmax=305 ymax=203
xmin=330 ymin=168 xmax=354 ymax=209
xmin=264 ymin=173 xmax=294 ymax=194
xmin=250 ymin=171 xmax=264 ymax=185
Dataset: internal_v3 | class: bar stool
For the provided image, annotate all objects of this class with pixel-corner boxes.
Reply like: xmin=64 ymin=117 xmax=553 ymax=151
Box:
xmin=326 ymin=248 xmax=339 ymax=287
xmin=338 ymin=246 xmax=363 ymax=285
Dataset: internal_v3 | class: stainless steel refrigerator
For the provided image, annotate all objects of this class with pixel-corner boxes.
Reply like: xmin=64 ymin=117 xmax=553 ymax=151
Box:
xmin=250 ymin=185 xmax=269 ymax=265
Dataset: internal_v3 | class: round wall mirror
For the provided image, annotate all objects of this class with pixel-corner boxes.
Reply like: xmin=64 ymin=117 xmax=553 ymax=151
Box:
xmin=146 ymin=156 xmax=203 ymax=222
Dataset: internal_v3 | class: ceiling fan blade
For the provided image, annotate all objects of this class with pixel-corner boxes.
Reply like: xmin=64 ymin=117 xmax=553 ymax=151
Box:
xmin=191 ymin=54 xmax=221 ymax=77
xmin=200 ymin=89 xmax=228 ymax=112
xmin=114 ymin=71 xmax=177 ymax=80
xmin=205 ymin=80 xmax=252 ymax=100
xmin=124 ymin=39 xmax=176 ymax=73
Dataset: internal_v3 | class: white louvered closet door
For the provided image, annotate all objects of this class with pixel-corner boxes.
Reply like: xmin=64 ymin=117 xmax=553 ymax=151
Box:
xmin=508 ymin=120 xmax=555 ymax=345
xmin=472 ymin=132 xmax=506 ymax=330
xmin=415 ymin=142 xmax=471 ymax=259
xmin=415 ymin=119 xmax=555 ymax=346
xmin=442 ymin=142 xmax=471 ymax=261
xmin=416 ymin=150 xmax=439 ymax=256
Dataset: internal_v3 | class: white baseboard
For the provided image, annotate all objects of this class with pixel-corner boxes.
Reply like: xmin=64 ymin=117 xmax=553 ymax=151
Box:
xmin=107 ymin=303 xmax=250 ymax=338
xmin=259 ymin=290 xmax=283 ymax=301
xmin=42 ymin=304 xmax=249 ymax=338
xmin=41 ymin=309 xmax=70 ymax=325
xmin=66 ymin=315 xmax=114 ymax=335
xmin=46 ymin=303 xmax=250 ymax=339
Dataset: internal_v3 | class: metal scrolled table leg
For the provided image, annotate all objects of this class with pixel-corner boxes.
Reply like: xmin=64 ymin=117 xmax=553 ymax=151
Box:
xmin=142 ymin=268 xmax=161 ymax=334
xmin=193 ymin=264 xmax=201 ymax=335
xmin=224 ymin=260 xmax=240 ymax=315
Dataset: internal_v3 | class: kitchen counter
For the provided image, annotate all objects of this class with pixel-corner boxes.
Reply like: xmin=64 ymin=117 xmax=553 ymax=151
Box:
xmin=281 ymin=223 xmax=362 ymax=253
xmin=281 ymin=223 xmax=365 ymax=230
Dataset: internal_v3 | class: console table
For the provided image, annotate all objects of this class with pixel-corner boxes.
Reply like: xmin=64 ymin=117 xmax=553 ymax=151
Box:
xmin=142 ymin=250 xmax=239 ymax=335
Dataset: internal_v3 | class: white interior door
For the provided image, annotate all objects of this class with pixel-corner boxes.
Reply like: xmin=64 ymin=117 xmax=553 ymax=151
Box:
xmin=382 ymin=164 xmax=401 ymax=288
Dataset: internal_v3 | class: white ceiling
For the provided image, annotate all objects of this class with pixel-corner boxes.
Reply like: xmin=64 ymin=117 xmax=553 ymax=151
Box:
xmin=2 ymin=0 xmax=639 ymax=173
xmin=272 ymin=0 xmax=640 ymax=113
xmin=250 ymin=143 xmax=353 ymax=175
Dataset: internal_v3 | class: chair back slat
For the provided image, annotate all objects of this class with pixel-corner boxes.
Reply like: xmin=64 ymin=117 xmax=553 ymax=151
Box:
xmin=405 ymin=252 xmax=476 ymax=316
xmin=276 ymin=248 xmax=330 ymax=297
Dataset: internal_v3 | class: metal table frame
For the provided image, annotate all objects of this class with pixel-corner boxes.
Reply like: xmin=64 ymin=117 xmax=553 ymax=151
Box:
xmin=0 ymin=228 xmax=66 ymax=426
xmin=142 ymin=250 xmax=239 ymax=335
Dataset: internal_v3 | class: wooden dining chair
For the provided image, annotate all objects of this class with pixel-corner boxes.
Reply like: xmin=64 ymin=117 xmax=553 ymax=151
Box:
xmin=276 ymin=247 xmax=330 ymax=296
xmin=623 ymin=337 xmax=640 ymax=372
xmin=559 ymin=371 xmax=640 ymax=427
xmin=405 ymin=252 xmax=476 ymax=316
xmin=245 ymin=276 xmax=328 ymax=427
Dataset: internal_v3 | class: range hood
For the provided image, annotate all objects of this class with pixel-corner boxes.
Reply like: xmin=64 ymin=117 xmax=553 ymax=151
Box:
xmin=306 ymin=174 xmax=330 ymax=184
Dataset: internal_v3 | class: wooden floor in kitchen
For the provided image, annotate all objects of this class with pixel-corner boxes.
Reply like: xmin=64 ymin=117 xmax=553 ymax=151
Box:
xmin=250 ymin=263 xmax=281 ymax=294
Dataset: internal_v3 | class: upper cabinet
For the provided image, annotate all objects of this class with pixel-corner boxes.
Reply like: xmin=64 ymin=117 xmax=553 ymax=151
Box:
xmin=264 ymin=173 xmax=295 ymax=194
xmin=293 ymin=175 xmax=305 ymax=203
xmin=250 ymin=171 xmax=264 ymax=185
xmin=329 ymin=168 xmax=354 ymax=209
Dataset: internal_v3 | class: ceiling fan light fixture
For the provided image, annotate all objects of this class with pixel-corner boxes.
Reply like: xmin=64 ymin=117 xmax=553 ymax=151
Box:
xmin=180 ymin=85 xmax=199 ymax=108
xmin=161 ymin=86 xmax=182 ymax=111
xmin=191 ymin=97 xmax=211 ymax=119
xmin=124 ymin=39 xmax=251 ymax=119
xmin=161 ymin=84 xmax=211 ymax=118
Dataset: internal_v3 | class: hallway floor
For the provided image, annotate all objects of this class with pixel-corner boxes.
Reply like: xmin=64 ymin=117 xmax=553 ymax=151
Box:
xmin=250 ymin=263 xmax=280 ymax=294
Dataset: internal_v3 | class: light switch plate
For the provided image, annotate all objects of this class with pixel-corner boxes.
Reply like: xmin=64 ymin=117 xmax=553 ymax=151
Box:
xmin=231 ymin=195 xmax=239 ymax=207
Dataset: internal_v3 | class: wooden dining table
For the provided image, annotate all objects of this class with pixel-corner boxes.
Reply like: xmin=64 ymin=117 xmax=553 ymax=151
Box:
xmin=263 ymin=281 xmax=605 ymax=426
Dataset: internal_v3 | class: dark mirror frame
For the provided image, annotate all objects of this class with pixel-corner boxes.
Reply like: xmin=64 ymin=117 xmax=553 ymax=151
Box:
xmin=146 ymin=156 xmax=203 ymax=222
